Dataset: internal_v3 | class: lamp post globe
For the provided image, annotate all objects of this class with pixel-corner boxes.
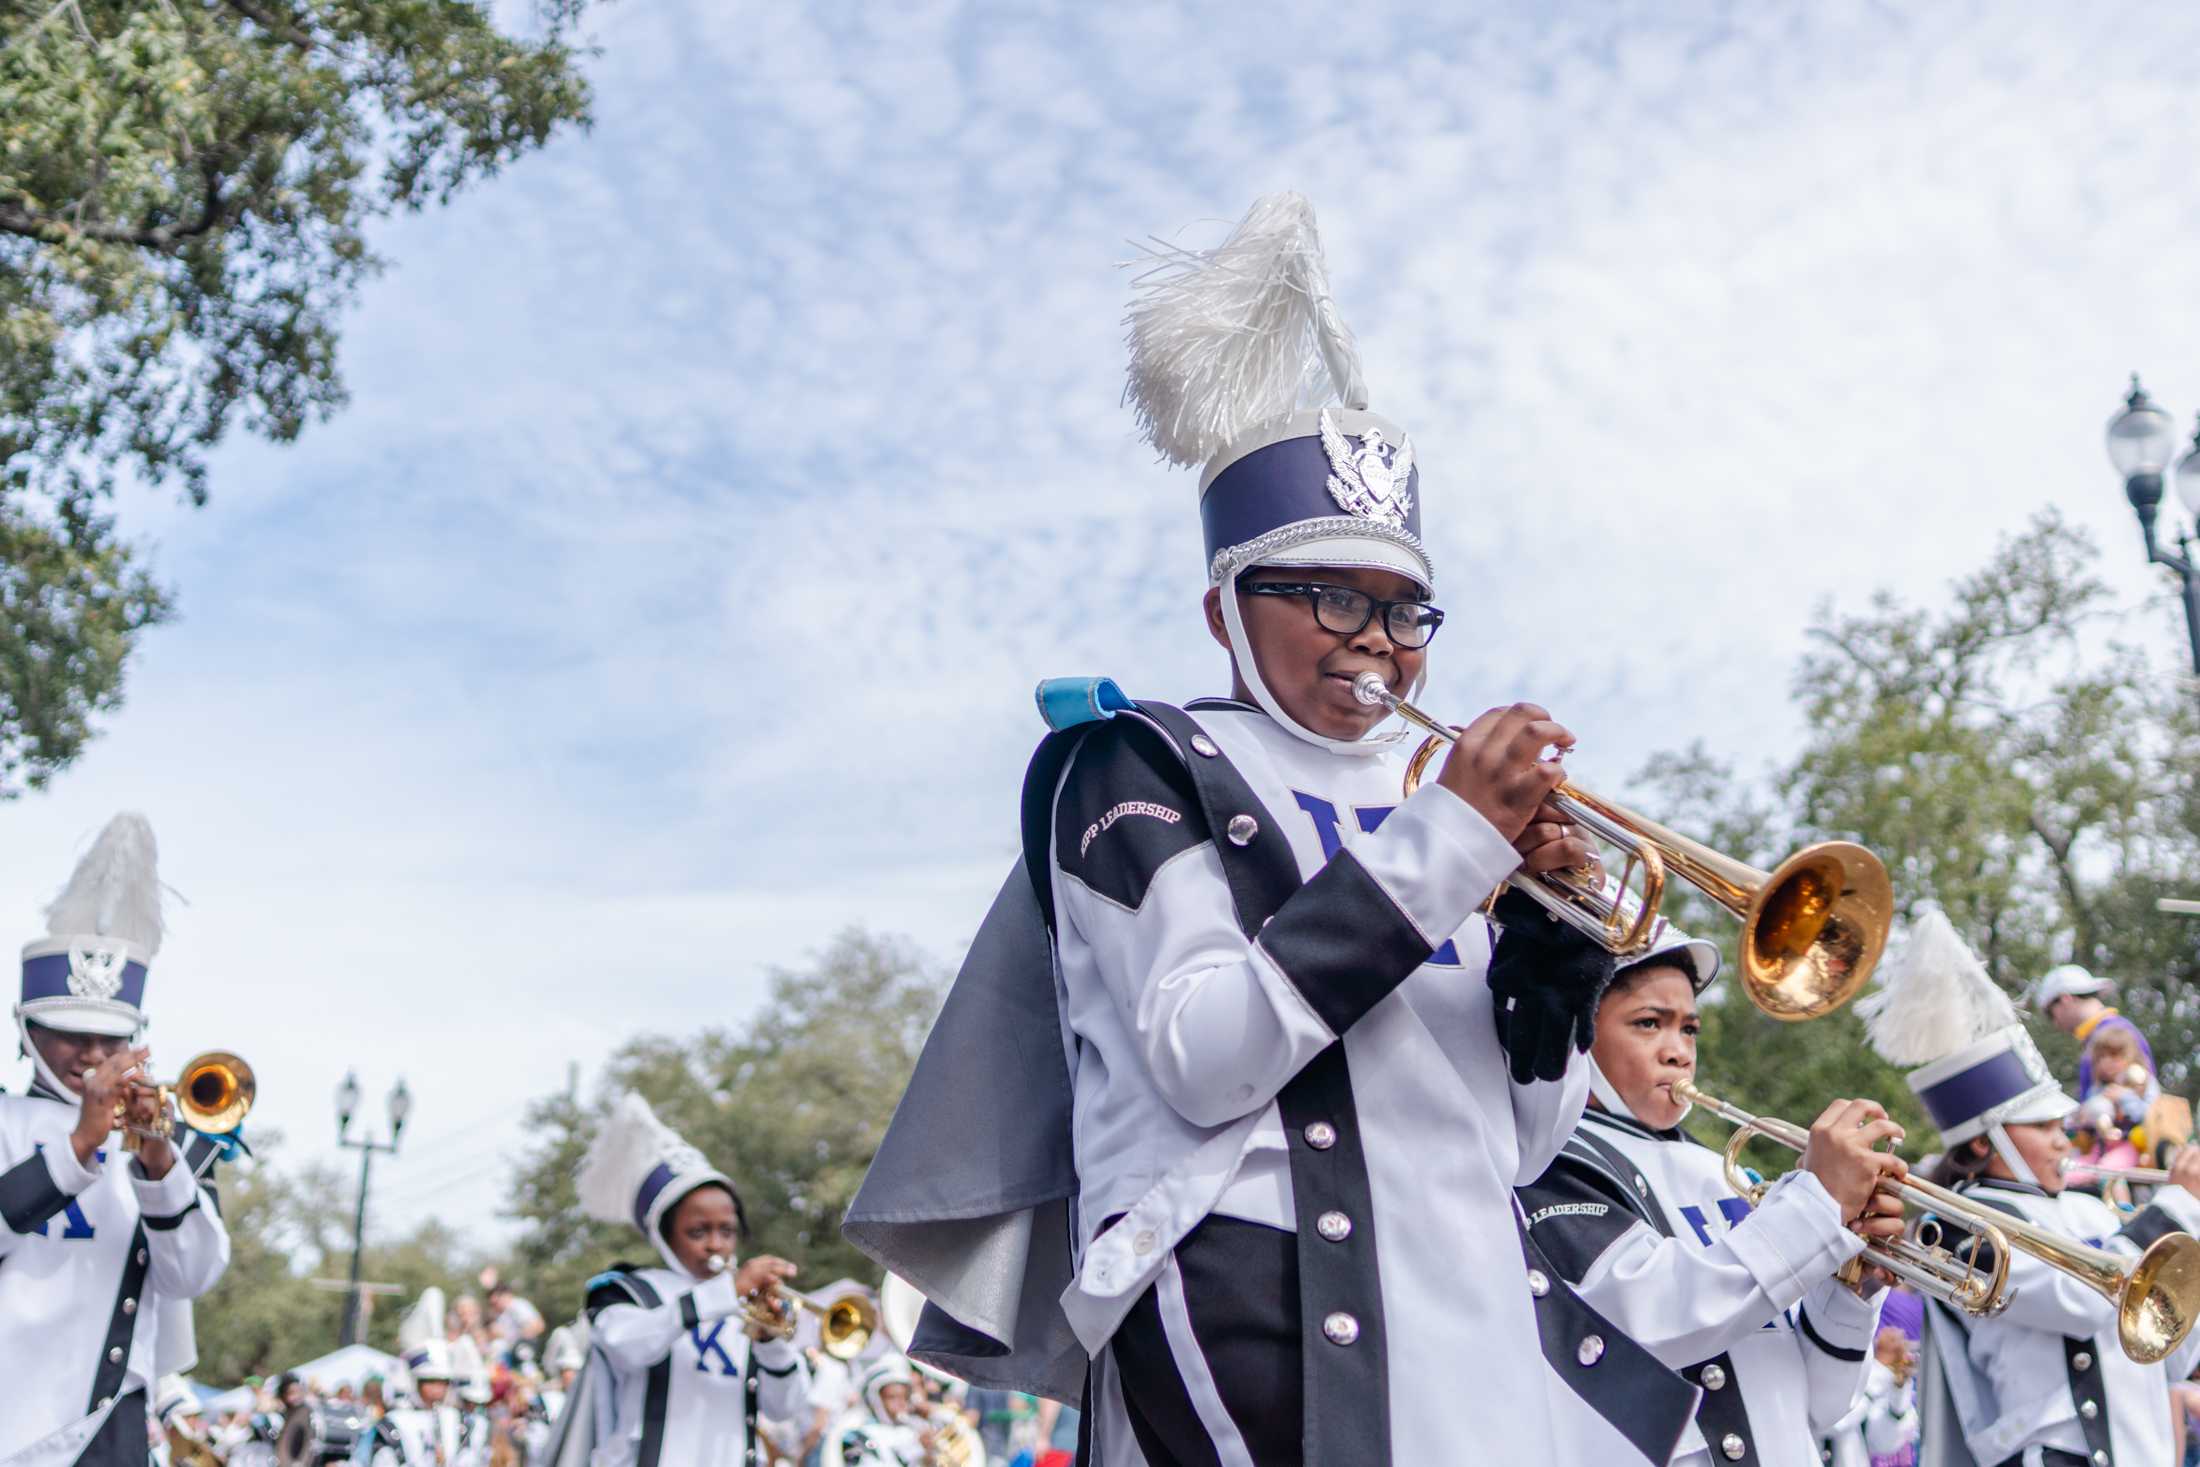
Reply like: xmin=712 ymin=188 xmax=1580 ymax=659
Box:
xmin=2108 ymin=375 xmax=2179 ymax=534
xmin=2178 ymin=416 xmax=2200 ymax=530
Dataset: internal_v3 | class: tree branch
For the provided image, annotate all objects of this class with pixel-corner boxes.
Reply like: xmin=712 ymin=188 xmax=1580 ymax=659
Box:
xmin=218 ymin=0 xmax=316 ymax=51
xmin=0 ymin=169 xmax=230 ymax=250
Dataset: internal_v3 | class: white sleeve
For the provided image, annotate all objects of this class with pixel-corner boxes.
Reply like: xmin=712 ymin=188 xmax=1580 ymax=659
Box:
xmin=1509 ymin=1054 xmax=1592 ymax=1186
xmin=133 ymin=1154 xmax=230 ymax=1300
xmin=0 ymin=1107 xmax=100 ymax=1242
xmin=1543 ymin=1168 xmax=1865 ymax=1368
xmin=750 ymin=1337 xmax=810 ymax=1423
xmin=1796 ymin=1271 xmax=1882 ymax=1435
xmin=592 ymin=1271 xmax=741 ymax=1373
xmin=1054 ymin=733 xmax=1519 ymax=1129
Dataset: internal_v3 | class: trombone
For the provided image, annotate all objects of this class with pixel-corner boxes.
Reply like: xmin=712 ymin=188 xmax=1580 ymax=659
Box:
xmin=1353 ymin=674 xmax=1894 ymax=1020
xmin=1679 ymin=1079 xmax=2200 ymax=1363
xmin=116 ymin=1051 xmax=255 ymax=1154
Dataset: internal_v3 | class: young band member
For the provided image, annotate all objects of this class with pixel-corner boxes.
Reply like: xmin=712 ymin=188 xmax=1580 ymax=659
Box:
xmin=555 ymin=1092 xmax=810 ymax=1467
xmin=1866 ymin=909 xmax=2200 ymax=1467
xmin=848 ymin=193 xmax=1699 ymax=1467
xmin=371 ymin=1289 xmax=489 ymax=1466
xmin=1823 ymin=1326 xmax=1921 ymax=1467
xmin=0 ymin=815 xmax=232 ymax=1467
xmin=1517 ymin=928 xmax=1903 ymax=1466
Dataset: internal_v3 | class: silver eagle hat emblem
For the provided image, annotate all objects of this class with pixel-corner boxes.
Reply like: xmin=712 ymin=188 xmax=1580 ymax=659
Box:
xmin=66 ymin=943 xmax=128 ymax=1001
xmin=1319 ymin=408 xmax=1415 ymax=528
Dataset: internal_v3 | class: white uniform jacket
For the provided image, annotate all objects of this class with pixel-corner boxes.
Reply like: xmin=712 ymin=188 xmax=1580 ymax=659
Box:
xmin=0 ymin=1084 xmax=230 ymax=1461
xmin=1517 ymin=1106 xmax=1880 ymax=1467
xmin=367 ymin=1404 xmax=489 ymax=1467
xmin=583 ymin=1264 xmax=810 ymax=1467
xmin=1050 ymin=699 xmax=1597 ymax=1464
xmin=1927 ymin=1178 xmax=2200 ymax=1466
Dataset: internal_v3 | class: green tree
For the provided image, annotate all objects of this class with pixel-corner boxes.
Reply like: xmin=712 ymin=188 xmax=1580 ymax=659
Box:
xmin=1639 ymin=510 xmax=2200 ymax=1162
xmin=506 ymin=930 xmax=949 ymax=1325
xmin=0 ymin=0 xmax=597 ymax=793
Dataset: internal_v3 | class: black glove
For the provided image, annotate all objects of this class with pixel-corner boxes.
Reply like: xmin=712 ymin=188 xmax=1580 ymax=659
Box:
xmin=1486 ymin=887 xmax=1615 ymax=1084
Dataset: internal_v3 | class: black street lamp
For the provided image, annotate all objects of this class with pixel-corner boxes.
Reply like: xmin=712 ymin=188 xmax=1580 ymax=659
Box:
xmin=336 ymin=1070 xmax=412 ymax=1346
xmin=2106 ymin=374 xmax=2200 ymax=678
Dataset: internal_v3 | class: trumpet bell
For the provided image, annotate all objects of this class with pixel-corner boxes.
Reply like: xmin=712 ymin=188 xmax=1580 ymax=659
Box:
xmin=1737 ymin=841 xmax=1894 ymax=1022
xmin=2122 ymin=1232 xmax=2200 ymax=1363
xmin=820 ymin=1296 xmax=878 ymax=1361
xmin=175 ymin=1051 xmax=255 ymax=1136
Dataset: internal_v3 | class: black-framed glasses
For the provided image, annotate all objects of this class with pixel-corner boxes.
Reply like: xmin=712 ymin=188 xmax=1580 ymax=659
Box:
xmin=1239 ymin=581 xmax=1445 ymax=648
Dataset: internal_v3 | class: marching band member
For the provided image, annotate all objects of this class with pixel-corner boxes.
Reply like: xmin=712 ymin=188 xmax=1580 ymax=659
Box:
xmin=0 ymin=814 xmax=232 ymax=1467
xmin=1864 ymin=909 xmax=2200 ymax=1467
xmin=1517 ymin=927 xmax=1903 ymax=1466
xmin=1823 ymin=1326 xmax=1922 ymax=1467
xmin=370 ymin=1289 xmax=486 ymax=1466
xmin=847 ymin=192 xmax=1698 ymax=1467
xmin=557 ymin=1092 xmax=809 ymax=1467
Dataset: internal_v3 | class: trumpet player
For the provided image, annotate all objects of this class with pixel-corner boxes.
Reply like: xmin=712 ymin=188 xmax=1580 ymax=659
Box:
xmin=0 ymin=815 xmax=230 ymax=1467
xmin=556 ymin=1092 xmax=808 ymax=1467
xmin=1516 ymin=927 xmax=1905 ymax=1467
xmin=845 ymin=192 xmax=1699 ymax=1467
xmin=1865 ymin=909 xmax=2200 ymax=1467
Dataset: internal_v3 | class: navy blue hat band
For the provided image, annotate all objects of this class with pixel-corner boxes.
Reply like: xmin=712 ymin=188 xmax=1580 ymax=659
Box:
xmin=633 ymin=1160 xmax=677 ymax=1232
xmin=1915 ymin=1047 xmax=2037 ymax=1133
xmin=1201 ymin=434 xmax=1420 ymax=571
xmin=20 ymin=951 xmax=147 ymax=1010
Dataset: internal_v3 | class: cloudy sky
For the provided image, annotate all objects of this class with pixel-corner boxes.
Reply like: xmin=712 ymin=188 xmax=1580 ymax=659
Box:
xmin=8 ymin=0 xmax=2200 ymax=1242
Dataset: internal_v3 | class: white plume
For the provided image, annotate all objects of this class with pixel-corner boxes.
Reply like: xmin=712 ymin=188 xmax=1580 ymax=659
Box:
xmin=1856 ymin=907 xmax=2017 ymax=1066
xmin=575 ymin=1092 xmax=713 ymax=1227
xmin=1124 ymin=192 xmax=1369 ymax=469
xmin=44 ymin=812 xmax=164 ymax=955
xmin=397 ymin=1287 xmax=446 ymax=1355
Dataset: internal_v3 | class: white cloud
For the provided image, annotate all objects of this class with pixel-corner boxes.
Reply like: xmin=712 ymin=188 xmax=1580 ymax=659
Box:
xmin=11 ymin=0 xmax=2200 ymax=1247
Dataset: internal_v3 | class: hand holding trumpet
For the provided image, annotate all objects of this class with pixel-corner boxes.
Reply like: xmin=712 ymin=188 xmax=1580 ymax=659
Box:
xmin=1797 ymin=1097 xmax=1909 ymax=1243
xmin=71 ymin=1046 xmax=171 ymax=1174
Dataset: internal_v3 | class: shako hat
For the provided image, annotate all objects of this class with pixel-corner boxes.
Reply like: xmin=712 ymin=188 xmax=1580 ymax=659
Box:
xmin=1614 ymin=919 xmax=1723 ymax=996
xmin=17 ymin=813 xmax=164 ymax=1043
xmin=1859 ymin=907 xmax=2074 ymax=1181
xmin=576 ymin=1092 xmax=737 ymax=1272
xmin=398 ymin=1288 xmax=454 ymax=1382
xmin=1126 ymin=193 xmax=1431 ymax=754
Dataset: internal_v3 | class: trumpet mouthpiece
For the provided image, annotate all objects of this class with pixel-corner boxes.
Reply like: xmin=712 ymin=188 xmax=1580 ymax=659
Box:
xmin=707 ymin=1255 xmax=728 ymax=1274
xmin=1352 ymin=672 xmax=1393 ymax=707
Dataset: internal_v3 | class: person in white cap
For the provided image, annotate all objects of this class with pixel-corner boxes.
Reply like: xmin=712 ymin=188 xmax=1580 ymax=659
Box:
xmin=1517 ymin=926 xmax=1907 ymax=1467
xmin=1865 ymin=909 xmax=2200 ymax=1467
xmin=547 ymin=1093 xmax=809 ymax=1467
xmin=539 ymin=1321 xmax=584 ymax=1420
xmin=2033 ymin=963 xmax=2156 ymax=1106
xmin=0 ymin=814 xmax=232 ymax=1467
xmin=369 ymin=1288 xmax=487 ymax=1466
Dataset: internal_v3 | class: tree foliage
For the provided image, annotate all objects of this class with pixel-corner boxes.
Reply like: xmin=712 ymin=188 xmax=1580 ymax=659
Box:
xmin=504 ymin=931 xmax=950 ymax=1326
xmin=1640 ymin=511 xmax=2200 ymax=1161
xmin=0 ymin=0 xmax=596 ymax=793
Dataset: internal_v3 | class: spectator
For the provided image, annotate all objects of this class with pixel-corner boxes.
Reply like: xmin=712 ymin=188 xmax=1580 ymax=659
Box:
xmin=2035 ymin=963 xmax=2155 ymax=1100
xmin=485 ymin=1278 xmax=546 ymax=1349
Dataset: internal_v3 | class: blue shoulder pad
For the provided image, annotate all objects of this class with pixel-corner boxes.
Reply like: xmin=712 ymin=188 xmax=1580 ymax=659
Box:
xmin=1034 ymin=677 xmax=1133 ymax=731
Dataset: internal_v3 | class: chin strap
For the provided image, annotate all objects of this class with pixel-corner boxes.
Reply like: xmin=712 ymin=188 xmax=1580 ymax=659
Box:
xmin=1217 ymin=563 xmax=1411 ymax=757
xmin=14 ymin=1011 xmax=84 ymax=1107
xmin=1986 ymin=1123 xmax=2040 ymax=1188
xmin=1586 ymin=1058 xmax=1693 ymax=1128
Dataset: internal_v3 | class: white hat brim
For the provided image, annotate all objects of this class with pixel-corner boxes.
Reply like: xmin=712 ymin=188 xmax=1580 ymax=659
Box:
xmin=18 ymin=998 xmax=142 ymax=1037
xmin=1242 ymin=534 xmax=1431 ymax=591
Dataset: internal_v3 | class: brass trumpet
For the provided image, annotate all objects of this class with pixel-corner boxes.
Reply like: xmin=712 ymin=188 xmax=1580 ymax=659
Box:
xmin=740 ymin=1281 xmax=878 ymax=1361
xmin=1680 ymin=1079 xmax=2200 ymax=1362
xmin=1353 ymin=674 xmax=1893 ymax=1020
xmin=116 ymin=1051 xmax=255 ymax=1153
xmin=2063 ymin=1156 xmax=2178 ymax=1186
